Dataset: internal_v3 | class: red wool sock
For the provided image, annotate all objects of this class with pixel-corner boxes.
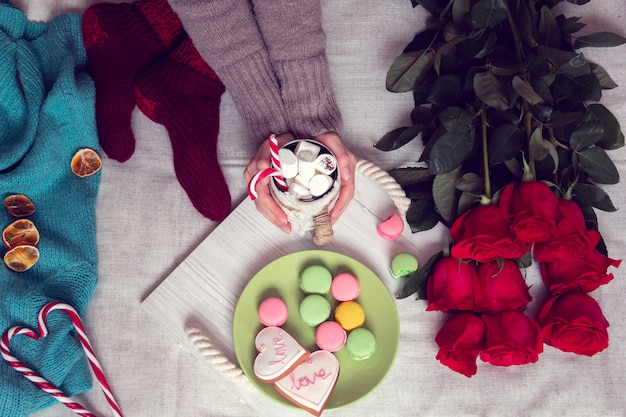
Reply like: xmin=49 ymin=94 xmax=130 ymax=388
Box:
xmin=81 ymin=0 xmax=184 ymax=162
xmin=134 ymin=38 xmax=231 ymax=221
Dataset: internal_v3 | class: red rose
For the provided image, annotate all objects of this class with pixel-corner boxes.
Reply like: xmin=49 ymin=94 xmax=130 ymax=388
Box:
xmin=499 ymin=181 xmax=558 ymax=243
xmin=479 ymin=310 xmax=543 ymax=366
xmin=540 ymin=250 xmax=621 ymax=294
xmin=435 ymin=312 xmax=486 ymax=377
xmin=426 ymin=257 xmax=478 ymax=312
xmin=450 ymin=204 xmax=528 ymax=263
xmin=538 ymin=292 xmax=609 ymax=356
xmin=533 ymin=199 xmax=600 ymax=262
xmin=475 ymin=260 xmax=532 ymax=313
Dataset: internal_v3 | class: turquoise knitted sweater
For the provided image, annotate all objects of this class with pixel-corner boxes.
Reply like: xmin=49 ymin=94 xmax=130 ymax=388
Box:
xmin=0 ymin=2 xmax=100 ymax=415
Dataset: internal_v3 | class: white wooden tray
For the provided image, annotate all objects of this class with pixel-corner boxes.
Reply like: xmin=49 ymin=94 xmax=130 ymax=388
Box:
xmin=141 ymin=161 xmax=447 ymax=416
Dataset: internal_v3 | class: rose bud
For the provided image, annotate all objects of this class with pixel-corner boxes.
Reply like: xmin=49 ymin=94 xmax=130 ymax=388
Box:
xmin=435 ymin=312 xmax=486 ymax=377
xmin=479 ymin=310 xmax=543 ymax=366
xmin=499 ymin=181 xmax=558 ymax=244
xmin=475 ymin=260 xmax=532 ymax=313
xmin=426 ymin=257 xmax=479 ymax=312
xmin=540 ymin=250 xmax=621 ymax=294
xmin=450 ymin=204 xmax=528 ymax=263
xmin=533 ymin=199 xmax=600 ymax=262
xmin=538 ymin=292 xmax=609 ymax=356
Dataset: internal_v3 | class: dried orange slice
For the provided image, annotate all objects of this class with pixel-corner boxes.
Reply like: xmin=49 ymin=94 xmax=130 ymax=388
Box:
xmin=3 ymin=194 xmax=36 ymax=217
xmin=2 ymin=219 xmax=40 ymax=249
xmin=4 ymin=245 xmax=40 ymax=272
xmin=71 ymin=148 xmax=102 ymax=177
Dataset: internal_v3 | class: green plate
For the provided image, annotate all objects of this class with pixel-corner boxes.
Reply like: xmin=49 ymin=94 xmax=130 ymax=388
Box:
xmin=233 ymin=250 xmax=400 ymax=410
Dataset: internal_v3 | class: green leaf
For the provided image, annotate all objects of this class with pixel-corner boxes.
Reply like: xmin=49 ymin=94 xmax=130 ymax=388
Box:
xmin=438 ymin=106 xmax=472 ymax=133
xmin=574 ymin=32 xmax=626 ymax=48
xmin=411 ymin=106 xmax=436 ymax=126
xmin=572 ymin=183 xmax=617 ymax=212
xmin=512 ymin=76 xmax=545 ymax=105
xmin=413 ymin=0 xmax=449 ymax=15
xmin=536 ymin=45 xmax=578 ymax=67
xmin=434 ymin=36 xmax=467 ymax=74
xmin=457 ymin=190 xmax=480 ymax=217
xmin=538 ymin=6 xmax=562 ymax=48
xmin=456 ymin=172 xmax=484 ymax=192
xmin=406 ymin=198 xmax=441 ymax=233
xmin=529 ymin=127 xmax=559 ymax=173
xmin=375 ymin=125 xmax=425 ymax=151
xmin=578 ymin=147 xmax=620 ymax=184
xmin=520 ymin=1 xmax=538 ymax=48
xmin=557 ymin=15 xmax=586 ymax=34
xmin=551 ymin=73 xmax=602 ymax=102
xmin=403 ymin=28 xmax=439 ymax=53
xmin=556 ymin=54 xmax=590 ymax=78
xmin=591 ymin=63 xmax=618 ymax=89
xmin=397 ymin=251 xmax=444 ymax=299
xmin=570 ymin=120 xmax=604 ymax=151
xmin=544 ymin=111 xmax=583 ymax=129
xmin=427 ymin=74 xmax=463 ymax=107
xmin=470 ymin=0 xmax=508 ymax=29
xmin=428 ymin=130 xmax=475 ymax=174
xmin=386 ymin=49 xmax=436 ymax=93
xmin=388 ymin=167 xmax=434 ymax=187
xmin=452 ymin=0 xmax=471 ymax=26
xmin=433 ymin=167 xmax=461 ymax=223
xmin=491 ymin=62 xmax=527 ymax=77
xmin=488 ymin=123 xmax=524 ymax=165
xmin=474 ymin=71 xmax=510 ymax=110
xmin=588 ymin=104 xmax=625 ymax=150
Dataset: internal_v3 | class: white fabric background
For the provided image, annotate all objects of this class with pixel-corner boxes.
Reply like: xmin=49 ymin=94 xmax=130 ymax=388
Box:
xmin=7 ymin=0 xmax=625 ymax=416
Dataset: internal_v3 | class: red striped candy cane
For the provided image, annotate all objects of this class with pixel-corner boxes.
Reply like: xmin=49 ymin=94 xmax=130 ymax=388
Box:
xmin=268 ymin=134 xmax=288 ymax=191
xmin=247 ymin=167 xmax=284 ymax=200
xmin=1 ymin=302 xmax=123 ymax=417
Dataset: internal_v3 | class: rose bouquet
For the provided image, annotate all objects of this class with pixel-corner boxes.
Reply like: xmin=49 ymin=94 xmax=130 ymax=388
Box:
xmin=378 ymin=0 xmax=624 ymax=376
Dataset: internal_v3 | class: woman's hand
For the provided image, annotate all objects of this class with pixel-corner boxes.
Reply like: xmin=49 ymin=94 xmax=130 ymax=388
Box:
xmin=244 ymin=133 xmax=295 ymax=233
xmin=314 ymin=132 xmax=357 ymax=224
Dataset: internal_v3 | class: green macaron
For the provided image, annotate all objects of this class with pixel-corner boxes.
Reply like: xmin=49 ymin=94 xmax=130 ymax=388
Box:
xmin=389 ymin=252 xmax=418 ymax=279
xmin=299 ymin=294 xmax=331 ymax=327
xmin=345 ymin=327 xmax=377 ymax=361
xmin=299 ymin=264 xmax=333 ymax=294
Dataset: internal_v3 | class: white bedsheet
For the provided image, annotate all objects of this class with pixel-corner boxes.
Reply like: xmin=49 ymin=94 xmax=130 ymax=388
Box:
xmin=10 ymin=0 xmax=626 ymax=416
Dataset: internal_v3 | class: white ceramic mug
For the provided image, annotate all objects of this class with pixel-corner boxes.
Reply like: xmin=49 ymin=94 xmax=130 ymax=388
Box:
xmin=269 ymin=139 xmax=340 ymax=245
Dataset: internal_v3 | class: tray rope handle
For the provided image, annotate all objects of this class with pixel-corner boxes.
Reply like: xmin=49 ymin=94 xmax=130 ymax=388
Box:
xmin=356 ymin=159 xmax=411 ymax=218
xmin=185 ymin=322 xmax=251 ymax=388
xmin=184 ymin=160 xmax=410 ymax=382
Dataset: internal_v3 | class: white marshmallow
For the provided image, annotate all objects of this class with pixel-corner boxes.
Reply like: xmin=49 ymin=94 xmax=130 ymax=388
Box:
xmin=294 ymin=140 xmax=321 ymax=158
xmin=294 ymin=174 xmax=311 ymax=189
xmin=316 ymin=153 xmax=337 ymax=176
xmin=309 ymin=174 xmax=333 ymax=197
xmin=278 ymin=148 xmax=298 ymax=179
xmin=297 ymin=150 xmax=316 ymax=179
xmin=289 ymin=183 xmax=312 ymax=200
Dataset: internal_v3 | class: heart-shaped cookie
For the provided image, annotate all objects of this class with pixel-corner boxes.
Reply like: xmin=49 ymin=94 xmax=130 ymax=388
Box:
xmin=253 ymin=326 xmax=310 ymax=383
xmin=1 ymin=302 xmax=123 ymax=417
xmin=274 ymin=350 xmax=340 ymax=416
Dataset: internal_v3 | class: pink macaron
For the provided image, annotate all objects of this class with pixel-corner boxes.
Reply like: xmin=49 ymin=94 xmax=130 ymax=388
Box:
xmin=315 ymin=321 xmax=347 ymax=352
xmin=331 ymin=272 xmax=361 ymax=302
xmin=257 ymin=297 xmax=288 ymax=327
xmin=377 ymin=213 xmax=404 ymax=240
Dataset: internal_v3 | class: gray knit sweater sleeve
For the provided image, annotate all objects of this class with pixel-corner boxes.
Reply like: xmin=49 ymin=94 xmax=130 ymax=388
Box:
xmin=167 ymin=0 xmax=342 ymax=141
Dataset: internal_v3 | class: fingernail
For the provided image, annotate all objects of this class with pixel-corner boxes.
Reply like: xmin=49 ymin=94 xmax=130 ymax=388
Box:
xmin=281 ymin=224 xmax=292 ymax=234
